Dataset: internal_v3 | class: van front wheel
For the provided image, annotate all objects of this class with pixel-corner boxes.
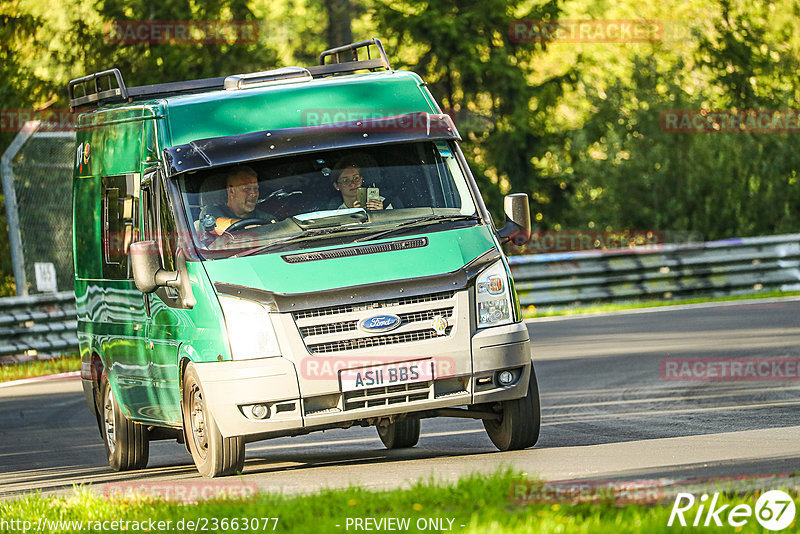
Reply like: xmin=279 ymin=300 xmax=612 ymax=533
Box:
xmin=377 ymin=418 xmax=420 ymax=449
xmin=182 ymin=364 xmax=245 ymax=477
xmin=483 ymin=367 xmax=541 ymax=451
xmin=100 ymin=376 xmax=149 ymax=471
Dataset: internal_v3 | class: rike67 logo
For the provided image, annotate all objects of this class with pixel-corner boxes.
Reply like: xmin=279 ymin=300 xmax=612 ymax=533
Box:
xmin=668 ymin=490 xmax=796 ymax=530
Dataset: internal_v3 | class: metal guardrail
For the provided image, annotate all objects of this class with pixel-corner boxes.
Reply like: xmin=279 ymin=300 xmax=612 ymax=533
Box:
xmin=0 ymin=291 xmax=77 ymax=359
xmin=1 ymin=234 xmax=800 ymax=360
xmin=508 ymin=234 xmax=800 ymax=308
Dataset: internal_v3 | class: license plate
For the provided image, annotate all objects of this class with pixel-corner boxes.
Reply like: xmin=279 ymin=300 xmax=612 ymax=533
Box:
xmin=340 ymin=360 xmax=435 ymax=392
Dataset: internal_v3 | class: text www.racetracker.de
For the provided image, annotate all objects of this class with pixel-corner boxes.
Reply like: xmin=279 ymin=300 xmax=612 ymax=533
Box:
xmin=1 ymin=517 xmax=280 ymax=532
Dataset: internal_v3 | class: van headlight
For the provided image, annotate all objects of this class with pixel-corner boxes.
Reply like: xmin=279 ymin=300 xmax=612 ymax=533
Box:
xmin=218 ymin=295 xmax=281 ymax=360
xmin=476 ymin=260 xmax=516 ymax=329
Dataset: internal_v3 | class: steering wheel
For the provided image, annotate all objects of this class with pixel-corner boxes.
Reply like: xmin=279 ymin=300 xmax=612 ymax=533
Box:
xmin=225 ymin=217 xmax=275 ymax=232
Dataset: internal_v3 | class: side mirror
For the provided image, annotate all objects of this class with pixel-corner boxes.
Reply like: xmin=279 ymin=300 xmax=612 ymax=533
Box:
xmin=496 ymin=193 xmax=531 ymax=246
xmin=131 ymin=240 xmax=164 ymax=293
xmin=130 ymin=240 xmax=195 ymax=308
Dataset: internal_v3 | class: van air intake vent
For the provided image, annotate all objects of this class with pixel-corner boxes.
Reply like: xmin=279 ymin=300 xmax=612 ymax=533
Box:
xmin=281 ymin=238 xmax=427 ymax=264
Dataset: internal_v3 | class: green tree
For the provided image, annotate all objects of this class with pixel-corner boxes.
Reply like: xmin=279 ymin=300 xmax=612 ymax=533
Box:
xmin=371 ymin=0 xmax=576 ymax=225
xmin=324 ymin=0 xmax=353 ymax=48
xmin=557 ymin=0 xmax=800 ymax=240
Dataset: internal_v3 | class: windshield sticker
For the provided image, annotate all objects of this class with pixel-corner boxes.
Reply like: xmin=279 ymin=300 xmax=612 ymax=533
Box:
xmin=435 ymin=141 xmax=452 ymax=158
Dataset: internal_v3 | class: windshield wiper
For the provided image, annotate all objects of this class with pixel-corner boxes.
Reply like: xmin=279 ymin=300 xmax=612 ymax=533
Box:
xmin=233 ymin=224 xmax=372 ymax=257
xmin=354 ymin=214 xmax=481 ymax=243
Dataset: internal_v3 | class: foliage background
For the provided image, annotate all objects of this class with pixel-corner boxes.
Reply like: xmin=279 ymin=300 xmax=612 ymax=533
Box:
xmin=1 ymin=0 xmax=798 ymax=292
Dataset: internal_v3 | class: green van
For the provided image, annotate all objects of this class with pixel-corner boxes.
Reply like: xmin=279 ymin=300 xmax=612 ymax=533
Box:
xmin=71 ymin=39 xmax=539 ymax=477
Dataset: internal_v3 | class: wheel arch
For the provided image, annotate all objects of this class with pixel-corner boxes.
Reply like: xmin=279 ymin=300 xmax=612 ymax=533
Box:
xmin=177 ymin=349 xmax=195 ymax=451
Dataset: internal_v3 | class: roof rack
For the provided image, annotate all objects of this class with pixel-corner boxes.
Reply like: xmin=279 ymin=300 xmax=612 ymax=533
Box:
xmin=68 ymin=70 xmax=227 ymax=111
xmin=67 ymin=69 xmax=128 ymax=111
xmin=311 ymin=38 xmax=391 ymax=77
xmin=67 ymin=38 xmax=393 ymax=111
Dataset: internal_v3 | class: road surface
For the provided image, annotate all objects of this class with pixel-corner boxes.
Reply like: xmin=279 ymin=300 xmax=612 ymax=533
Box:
xmin=1 ymin=298 xmax=798 ymax=500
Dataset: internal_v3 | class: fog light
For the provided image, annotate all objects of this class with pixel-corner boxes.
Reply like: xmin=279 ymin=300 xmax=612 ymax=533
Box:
xmin=498 ymin=371 xmax=514 ymax=386
xmin=250 ymin=404 xmax=269 ymax=419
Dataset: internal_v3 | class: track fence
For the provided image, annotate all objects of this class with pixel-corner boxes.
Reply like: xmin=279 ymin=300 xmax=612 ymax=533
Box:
xmin=1 ymin=121 xmax=76 ymax=297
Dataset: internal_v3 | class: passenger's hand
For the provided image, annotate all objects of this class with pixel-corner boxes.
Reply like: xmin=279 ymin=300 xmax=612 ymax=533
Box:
xmin=353 ymin=199 xmax=384 ymax=210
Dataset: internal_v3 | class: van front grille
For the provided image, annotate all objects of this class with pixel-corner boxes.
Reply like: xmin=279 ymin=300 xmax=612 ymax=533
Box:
xmin=300 ymin=320 xmax=359 ymax=338
xmin=299 ymin=307 xmax=453 ymax=338
xmin=293 ymin=290 xmax=458 ymax=353
xmin=307 ymin=327 xmax=452 ymax=354
xmin=294 ymin=291 xmax=454 ymax=320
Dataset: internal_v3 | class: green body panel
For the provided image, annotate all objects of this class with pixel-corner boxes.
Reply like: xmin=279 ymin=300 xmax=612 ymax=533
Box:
xmin=74 ymin=278 xmax=153 ymax=419
xmin=146 ymin=260 xmax=231 ymax=423
xmin=75 ymin=108 xmax=154 ymax=177
xmin=75 ymin=254 xmax=229 ymax=425
xmin=162 ymin=72 xmax=434 ymax=146
xmin=203 ymin=225 xmax=496 ymax=294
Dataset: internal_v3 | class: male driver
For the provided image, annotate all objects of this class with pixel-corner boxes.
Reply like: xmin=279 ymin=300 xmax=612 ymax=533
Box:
xmin=199 ymin=166 xmax=276 ymax=234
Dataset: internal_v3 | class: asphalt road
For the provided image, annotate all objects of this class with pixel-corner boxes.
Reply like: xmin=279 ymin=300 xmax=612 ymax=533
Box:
xmin=2 ymin=298 xmax=799 ymax=500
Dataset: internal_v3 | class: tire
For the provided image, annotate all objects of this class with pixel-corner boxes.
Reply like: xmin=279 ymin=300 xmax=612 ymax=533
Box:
xmin=377 ymin=418 xmax=421 ymax=449
xmin=100 ymin=376 xmax=149 ymax=471
xmin=483 ymin=366 xmax=541 ymax=451
xmin=182 ymin=363 xmax=245 ymax=478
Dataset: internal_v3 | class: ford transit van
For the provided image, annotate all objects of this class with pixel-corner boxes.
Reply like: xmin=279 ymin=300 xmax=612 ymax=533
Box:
xmin=71 ymin=39 xmax=539 ymax=477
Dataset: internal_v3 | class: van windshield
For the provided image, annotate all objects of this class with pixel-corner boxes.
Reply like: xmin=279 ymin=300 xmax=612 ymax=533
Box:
xmin=177 ymin=141 xmax=481 ymax=258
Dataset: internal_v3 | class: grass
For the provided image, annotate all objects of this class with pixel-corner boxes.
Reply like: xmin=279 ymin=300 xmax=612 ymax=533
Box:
xmin=524 ymin=290 xmax=800 ymax=318
xmin=0 ymin=354 xmax=81 ymax=383
xmin=0 ymin=471 xmax=795 ymax=533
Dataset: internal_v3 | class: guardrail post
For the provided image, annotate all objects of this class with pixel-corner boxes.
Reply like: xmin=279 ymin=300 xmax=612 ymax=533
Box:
xmin=1 ymin=120 xmax=41 ymax=296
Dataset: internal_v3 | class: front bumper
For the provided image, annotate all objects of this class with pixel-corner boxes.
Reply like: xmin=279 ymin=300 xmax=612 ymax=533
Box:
xmin=196 ymin=321 xmax=533 ymax=439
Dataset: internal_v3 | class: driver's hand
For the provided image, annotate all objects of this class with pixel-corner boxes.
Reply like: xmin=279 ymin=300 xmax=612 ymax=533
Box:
xmin=212 ymin=217 xmax=237 ymax=235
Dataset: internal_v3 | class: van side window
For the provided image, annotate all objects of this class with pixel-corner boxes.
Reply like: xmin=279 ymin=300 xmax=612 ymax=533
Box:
xmin=101 ymin=174 xmax=139 ymax=279
xmin=140 ymin=183 xmax=154 ymax=241
xmin=157 ymin=176 xmax=177 ymax=272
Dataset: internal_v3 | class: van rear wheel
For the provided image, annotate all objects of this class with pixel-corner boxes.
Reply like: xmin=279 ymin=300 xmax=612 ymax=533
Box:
xmin=100 ymin=376 xmax=149 ymax=471
xmin=483 ymin=366 xmax=541 ymax=451
xmin=182 ymin=363 xmax=245 ymax=478
xmin=377 ymin=418 xmax=420 ymax=449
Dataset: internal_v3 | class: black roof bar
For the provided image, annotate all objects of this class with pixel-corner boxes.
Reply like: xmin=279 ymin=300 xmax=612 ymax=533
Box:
xmin=68 ymin=38 xmax=393 ymax=110
xmin=126 ymin=77 xmax=227 ymax=100
xmin=68 ymin=71 xmax=228 ymax=111
xmin=318 ymin=38 xmax=391 ymax=72
xmin=68 ymin=69 xmax=128 ymax=111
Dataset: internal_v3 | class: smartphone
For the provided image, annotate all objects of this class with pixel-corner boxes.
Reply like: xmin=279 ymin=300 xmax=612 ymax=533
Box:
xmin=367 ymin=187 xmax=380 ymax=204
xmin=356 ymin=187 xmax=367 ymax=208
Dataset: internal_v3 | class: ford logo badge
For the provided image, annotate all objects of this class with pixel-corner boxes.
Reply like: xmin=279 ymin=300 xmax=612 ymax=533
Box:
xmin=358 ymin=314 xmax=401 ymax=333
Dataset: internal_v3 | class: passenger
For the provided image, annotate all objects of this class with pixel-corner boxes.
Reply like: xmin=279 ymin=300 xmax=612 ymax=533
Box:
xmin=332 ymin=160 xmax=392 ymax=210
xmin=199 ymin=166 xmax=276 ymax=234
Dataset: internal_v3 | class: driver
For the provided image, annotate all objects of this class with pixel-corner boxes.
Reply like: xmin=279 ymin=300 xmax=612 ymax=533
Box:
xmin=198 ymin=166 xmax=276 ymax=235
